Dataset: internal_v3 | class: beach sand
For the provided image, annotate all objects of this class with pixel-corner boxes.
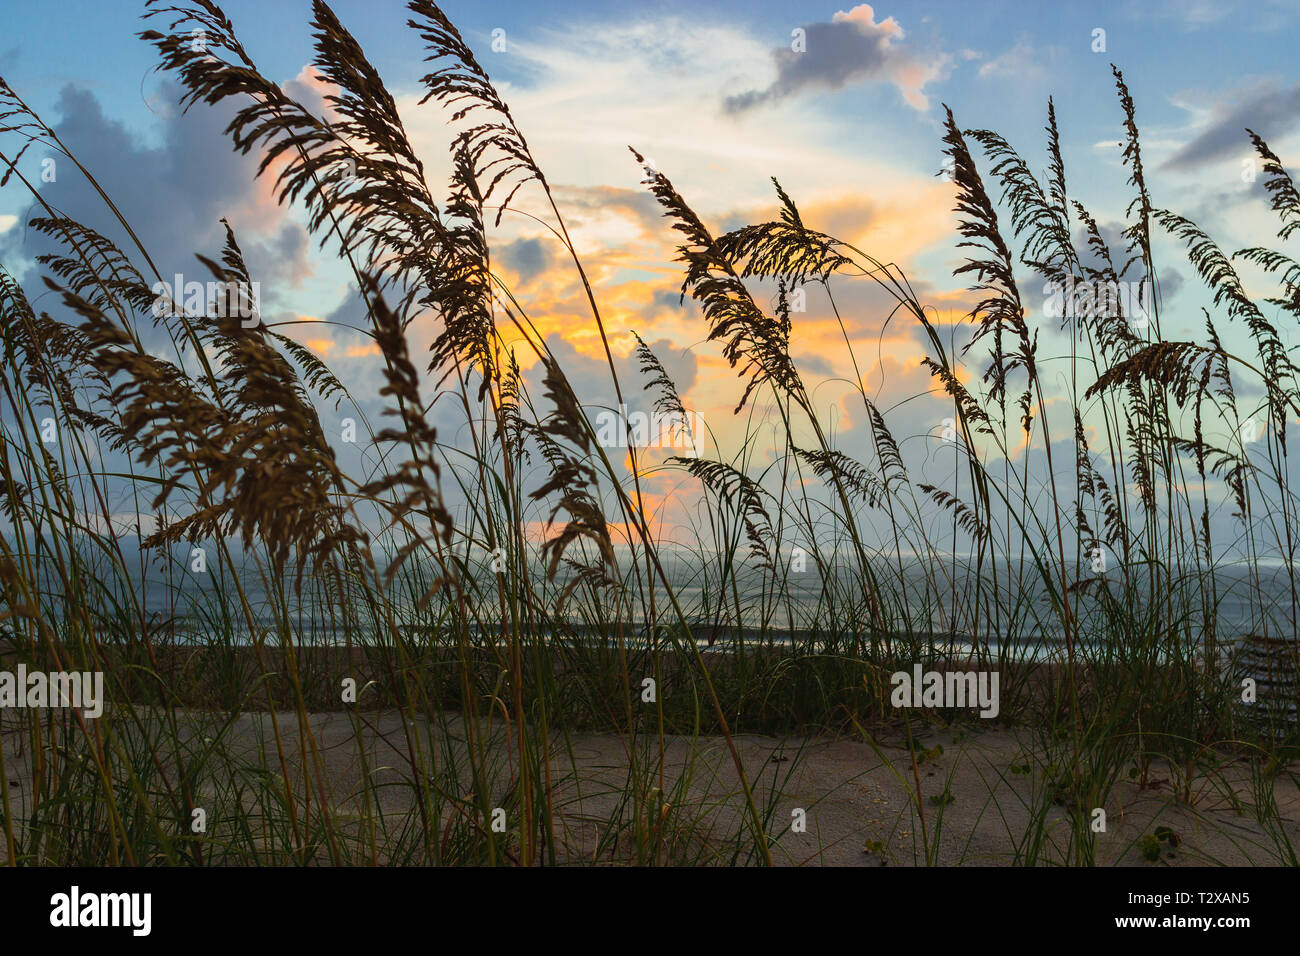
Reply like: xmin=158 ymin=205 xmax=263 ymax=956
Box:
xmin=4 ymin=710 xmax=1295 ymax=865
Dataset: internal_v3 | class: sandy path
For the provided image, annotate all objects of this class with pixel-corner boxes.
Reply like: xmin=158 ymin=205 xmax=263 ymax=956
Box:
xmin=2 ymin=710 xmax=1296 ymax=865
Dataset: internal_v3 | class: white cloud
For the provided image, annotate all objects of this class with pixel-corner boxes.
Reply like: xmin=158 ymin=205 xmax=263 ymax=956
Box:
xmin=1122 ymin=0 xmax=1299 ymax=30
xmin=724 ymin=4 xmax=948 ymax=113
xmin=395 ymin=13 xmax=949 ymax=232
xmin=977 ymin=40 xmax=1046 ymax=80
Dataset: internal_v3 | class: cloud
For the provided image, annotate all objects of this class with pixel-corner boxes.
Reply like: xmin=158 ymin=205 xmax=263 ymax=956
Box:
xmin=1124 ymin=0 xmax=1237 ymax=26
xmin=0 ymin=82 xmax=304 ymax=347
xmin=977 ymin=39 xmax=1052 ymax=82
xmin=497 ymin=236 xmax=552 ymax=285
xmin=723 ymin=4 xmax=946 ymax=114
xmin=1163 ymin=79 xmax=1300 ymax=171
xmin=550 ymin=185 xmax=665 ymax=237
xmin=652 ymin=287 xmax=694 ymax=313
xmin=242 ymin=221 xmax=313 ymax=289
xmin=395 ymin=11 xmax=958 ymax=246
xmin=524 ymin=330 xmax=699 ymax=421
xmin=1159 ymin=267 xmax=1185 ymax=301
xmin=1123 ymin=0 xmax=1300 ymax=30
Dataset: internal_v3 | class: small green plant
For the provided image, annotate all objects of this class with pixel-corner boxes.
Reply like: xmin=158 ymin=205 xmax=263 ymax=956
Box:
xmin=1140 ymin=834 xmax=1162 ymax=862
xmin=1154 ymin=826 xmax=1180 ymax=848
xmin=1140 ymin=827 xmax=1180 ymax=862
xmin=918 ymin=745 xmax=945 ymax=764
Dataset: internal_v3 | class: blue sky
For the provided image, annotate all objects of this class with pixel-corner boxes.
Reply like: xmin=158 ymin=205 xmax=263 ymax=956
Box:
xmin=4 ymin=1 xmax=1298 ymax=169
xmin=4 ymin=1 xmax=1299 ymax=277
xmin=2 ymin=1 xmax=1300 ymax=549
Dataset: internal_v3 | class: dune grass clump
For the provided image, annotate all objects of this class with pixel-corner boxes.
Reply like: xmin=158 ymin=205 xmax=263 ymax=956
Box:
xmin=0 ymin=0 xmax=1295 ymax=865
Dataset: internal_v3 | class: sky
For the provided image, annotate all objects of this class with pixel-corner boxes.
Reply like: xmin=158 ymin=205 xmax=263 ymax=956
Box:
xmin=2 ymin=0 xmax=1300 ymax=554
